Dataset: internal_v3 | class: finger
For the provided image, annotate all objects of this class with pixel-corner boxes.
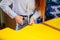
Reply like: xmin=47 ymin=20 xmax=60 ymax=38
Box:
xmin=18 ymin=20 xmax=23 ymax=25
xmin=29 ymin=22 xmax=34 ymax=25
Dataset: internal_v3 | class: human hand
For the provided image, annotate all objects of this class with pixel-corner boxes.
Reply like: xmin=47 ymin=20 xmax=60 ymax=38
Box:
xmin=14 ymin=15 xmax=23 ymax=25
xmin=29 ymin=18 xmax=35 ymax=25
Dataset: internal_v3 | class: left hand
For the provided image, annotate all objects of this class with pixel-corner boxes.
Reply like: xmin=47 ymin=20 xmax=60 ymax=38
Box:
xmin=42 ymin=15 xmax=46 ymax=23
xmin=29 ymin=18 xmax=35 ymax=25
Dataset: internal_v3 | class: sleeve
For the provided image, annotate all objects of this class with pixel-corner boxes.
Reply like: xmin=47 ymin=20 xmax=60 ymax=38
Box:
xmin=0 ymin=0 xmax=17 ymax=19
xmin=31 ymin=10 xmax=40 ymax=20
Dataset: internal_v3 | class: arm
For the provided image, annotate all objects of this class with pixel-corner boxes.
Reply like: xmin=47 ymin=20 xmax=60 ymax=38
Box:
xmin=29 ymin=10 xmax=40 ymax=25
xmin=0 ymin=0 xmax=17 ymax=19
xmin=31 ymin=10 xmax=40 ymax=20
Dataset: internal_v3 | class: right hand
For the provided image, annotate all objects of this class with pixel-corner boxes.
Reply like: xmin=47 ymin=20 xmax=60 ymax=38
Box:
xmin=14 ymin=15 xmax=23 ymax=25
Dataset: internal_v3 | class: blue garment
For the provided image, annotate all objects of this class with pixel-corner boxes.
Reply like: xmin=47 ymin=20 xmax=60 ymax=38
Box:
xmin=46 ymin=0 xmax=60 ymax=20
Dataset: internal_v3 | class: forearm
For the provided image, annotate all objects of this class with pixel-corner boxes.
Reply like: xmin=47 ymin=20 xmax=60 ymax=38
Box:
xmin=31 ymin=11 xmax=40 ymax=20
xmin=0 ymin=3 xmax=17 ymax=19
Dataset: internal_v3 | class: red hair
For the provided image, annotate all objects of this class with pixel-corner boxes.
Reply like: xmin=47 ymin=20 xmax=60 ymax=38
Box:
xmin=35 ymin=0 xmax=46 ymax=22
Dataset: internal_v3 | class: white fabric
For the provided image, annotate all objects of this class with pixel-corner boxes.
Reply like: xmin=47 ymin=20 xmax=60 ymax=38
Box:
xmin=0 ymin=0 xmax=40 ymax=19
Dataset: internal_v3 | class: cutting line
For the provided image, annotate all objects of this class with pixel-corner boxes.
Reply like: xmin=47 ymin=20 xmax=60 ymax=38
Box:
xmin=42 ymin=23 xmax=60 ymax=31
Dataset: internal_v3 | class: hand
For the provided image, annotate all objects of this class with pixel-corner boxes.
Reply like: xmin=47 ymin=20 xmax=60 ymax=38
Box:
xmin=14 ymin=15 xmax=23 ymax=25
xmin=42 ymin=15 xmax=46 ymax=23
xmin=29 ymin=18 xmax=35 ymax=25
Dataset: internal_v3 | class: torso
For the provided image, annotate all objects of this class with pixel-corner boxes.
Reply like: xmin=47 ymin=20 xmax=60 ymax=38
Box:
xmin=12 ymin=0 xmax=35 ymax=15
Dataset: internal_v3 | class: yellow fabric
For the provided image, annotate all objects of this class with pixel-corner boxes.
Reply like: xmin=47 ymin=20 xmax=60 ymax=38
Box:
xmin=0 ymin=18 xmax=60 ymax=40
xmin=44 ymin=17 xmax=60 ymax=29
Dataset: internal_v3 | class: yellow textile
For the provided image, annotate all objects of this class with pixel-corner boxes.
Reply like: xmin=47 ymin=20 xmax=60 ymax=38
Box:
xmin=0 ymin=18 xmax=60 ymax=40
